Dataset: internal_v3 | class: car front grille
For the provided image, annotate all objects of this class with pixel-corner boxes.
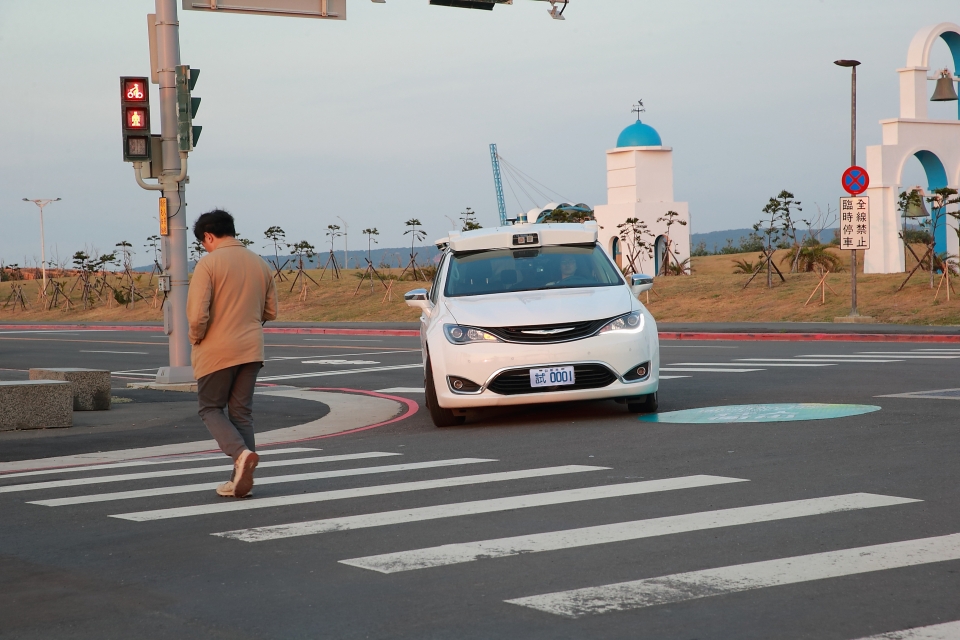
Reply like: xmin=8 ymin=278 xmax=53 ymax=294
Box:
xmin=487 ymin=364 xmax=618 ymax=395
xmin=480 ymin=317 xmax=614 ymax=344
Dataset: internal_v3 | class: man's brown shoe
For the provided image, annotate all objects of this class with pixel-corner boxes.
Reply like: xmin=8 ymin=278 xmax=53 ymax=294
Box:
xmin=216 ymin=481 xmax=237 ymax=497
xmin=233 ymin=450 xmax=260 ymax=498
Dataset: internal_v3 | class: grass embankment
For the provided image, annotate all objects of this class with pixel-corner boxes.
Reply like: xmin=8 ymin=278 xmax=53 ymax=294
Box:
xmin=1 ymin=247 xmax=958 ymax=325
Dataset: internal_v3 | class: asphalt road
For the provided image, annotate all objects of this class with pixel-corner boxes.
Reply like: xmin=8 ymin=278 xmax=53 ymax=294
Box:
xmin=1 ymin=328 xmax=958 ymax=639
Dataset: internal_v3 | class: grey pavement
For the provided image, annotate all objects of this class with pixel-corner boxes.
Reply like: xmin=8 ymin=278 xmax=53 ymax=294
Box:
xmin=0 ymin=328 xmax=958 ymax=639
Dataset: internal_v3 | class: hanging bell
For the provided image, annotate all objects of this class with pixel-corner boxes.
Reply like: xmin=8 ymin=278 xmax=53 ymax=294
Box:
xmin=905 ymin=198 xmax=928 ymax=218
xmin=930 ymin=71 xmax=959 ymax=102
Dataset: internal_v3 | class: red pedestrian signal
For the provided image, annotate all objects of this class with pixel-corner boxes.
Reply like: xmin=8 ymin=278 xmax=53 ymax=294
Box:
xmin=120 ymin=76 xmax=151 ymax=162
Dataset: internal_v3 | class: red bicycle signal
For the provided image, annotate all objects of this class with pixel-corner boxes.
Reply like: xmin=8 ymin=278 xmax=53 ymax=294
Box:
xmin=842 ymin=166 xmax=869 ymax=195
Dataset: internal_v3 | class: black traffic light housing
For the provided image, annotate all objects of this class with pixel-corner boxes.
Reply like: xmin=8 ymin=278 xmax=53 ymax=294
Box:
xmin=177 ymin=65 xmax=202 ymax=152
xmin=120 ymin=76 xmax=151 ymax=162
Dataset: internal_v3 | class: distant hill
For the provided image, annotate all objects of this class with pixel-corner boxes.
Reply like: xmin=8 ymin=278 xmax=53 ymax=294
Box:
xmin=136 ymin=245 xmax=444 ymax=272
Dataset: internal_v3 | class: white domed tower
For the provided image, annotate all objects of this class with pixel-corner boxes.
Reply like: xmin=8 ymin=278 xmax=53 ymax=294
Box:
xmin=594 ymin=118 xmax=691 ymax=275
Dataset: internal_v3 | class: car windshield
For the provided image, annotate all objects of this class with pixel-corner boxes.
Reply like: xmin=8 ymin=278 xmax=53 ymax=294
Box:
xmin=444 ymin=244 xmax=624 ymax=298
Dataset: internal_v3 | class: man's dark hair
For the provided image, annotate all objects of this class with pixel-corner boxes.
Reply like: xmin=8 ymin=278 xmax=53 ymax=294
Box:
xmin=193 ymin=209 xmax=236 ymax=242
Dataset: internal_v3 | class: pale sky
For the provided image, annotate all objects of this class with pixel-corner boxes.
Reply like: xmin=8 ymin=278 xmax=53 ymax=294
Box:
xmin=1 ymin=1 xmax=958 ymax=266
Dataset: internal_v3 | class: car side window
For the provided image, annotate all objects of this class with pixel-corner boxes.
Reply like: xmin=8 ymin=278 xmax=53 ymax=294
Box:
xmin=429 ymin=254 xmax=446 ymax=304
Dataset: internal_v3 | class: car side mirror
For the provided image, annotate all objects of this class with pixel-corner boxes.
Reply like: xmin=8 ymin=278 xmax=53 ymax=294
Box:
xmin=630 ymin=274 xmax=654 ymax=296
xmin=404 ymin=288 xmax=433 ymax=310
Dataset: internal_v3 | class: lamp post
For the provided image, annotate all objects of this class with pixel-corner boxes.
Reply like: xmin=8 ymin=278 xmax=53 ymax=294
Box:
xmin=336 ymin=215 xmax=349 ymax=269
xmin=834 ymin=59 xmax=861 ymax=317
xmin=21 ymin=197 xmax=61 ymax=297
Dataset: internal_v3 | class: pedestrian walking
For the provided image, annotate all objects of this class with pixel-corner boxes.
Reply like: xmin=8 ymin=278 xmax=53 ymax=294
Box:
xmin=187 ymin=209 xmax=278 ymax=498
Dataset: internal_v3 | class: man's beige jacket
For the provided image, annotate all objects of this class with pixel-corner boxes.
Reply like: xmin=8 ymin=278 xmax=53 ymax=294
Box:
xmin=187 ymin=238 xmax=278 ymax=379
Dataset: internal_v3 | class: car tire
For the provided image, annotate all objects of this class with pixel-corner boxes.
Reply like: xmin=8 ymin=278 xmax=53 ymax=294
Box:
xmin=626 ymin=392 xmax=658 ymax=414
xmin=425 ymin=359 xmax=466 ymax=428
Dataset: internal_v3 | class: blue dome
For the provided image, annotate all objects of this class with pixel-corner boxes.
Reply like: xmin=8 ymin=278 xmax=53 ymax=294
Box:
xmin=616 ymin=120 xmax=662 ymax=147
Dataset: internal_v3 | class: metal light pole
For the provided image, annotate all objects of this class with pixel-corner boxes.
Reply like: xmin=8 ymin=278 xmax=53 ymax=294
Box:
xmin=835 ymin=59 xmax=861 ymax=317
xmin=21 ymin=198 xmax=61 ymax=297
xmin=336 ymin=215 xmax=349 ymax=269
xmin=156 ymin=0 xmax=193 ymax=383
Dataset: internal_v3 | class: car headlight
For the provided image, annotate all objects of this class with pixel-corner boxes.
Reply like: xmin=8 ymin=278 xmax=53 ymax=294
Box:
xmin=598 ymin=311 xmax=643 ymax=334
xmin=443 ymin=324 xmax=503 ymax=345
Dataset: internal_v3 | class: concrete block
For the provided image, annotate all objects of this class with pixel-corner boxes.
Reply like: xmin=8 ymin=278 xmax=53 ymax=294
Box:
xmin=29 ymin=368 xmax=112 ymax=411
xmin=0 ymin=380 xmax=72 ymax=430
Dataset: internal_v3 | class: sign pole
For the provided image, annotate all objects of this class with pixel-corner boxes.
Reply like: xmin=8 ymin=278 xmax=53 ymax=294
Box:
xmin=155 ymin=0 xmax=193 ymax=384
xmin=849 ymin=63 xmax=858 ymax=317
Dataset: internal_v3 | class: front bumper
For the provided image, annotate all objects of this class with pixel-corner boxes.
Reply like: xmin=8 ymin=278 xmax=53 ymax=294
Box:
xmin=427 ymin=326 xmax=659 ymax=409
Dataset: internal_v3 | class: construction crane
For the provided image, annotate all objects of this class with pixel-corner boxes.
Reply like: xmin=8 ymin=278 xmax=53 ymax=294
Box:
xmin=489 ymin=143 xmax=508 ymax=226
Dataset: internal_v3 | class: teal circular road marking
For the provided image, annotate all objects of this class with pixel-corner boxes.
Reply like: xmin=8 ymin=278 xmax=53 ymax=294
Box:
xmin=638 ymin=403 xmax=881 ymax=424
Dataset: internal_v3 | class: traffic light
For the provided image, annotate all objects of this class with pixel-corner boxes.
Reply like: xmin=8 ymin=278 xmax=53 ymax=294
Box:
xmin=176 ymin=65 xmax=201 ymax=152
xmin=120 ymin=76 xmax=151 ymax=162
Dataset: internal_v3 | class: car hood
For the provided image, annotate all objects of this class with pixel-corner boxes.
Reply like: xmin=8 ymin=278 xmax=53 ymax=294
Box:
xmin=444 ymin=286 xmax=634 ymax=327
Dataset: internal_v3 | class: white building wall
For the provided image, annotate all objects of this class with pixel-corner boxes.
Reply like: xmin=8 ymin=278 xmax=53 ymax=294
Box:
xmin=595 ymin=145 xmax=690 ymax=274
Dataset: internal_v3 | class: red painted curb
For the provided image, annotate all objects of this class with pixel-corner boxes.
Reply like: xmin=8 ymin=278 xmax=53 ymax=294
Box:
xmin=659 ymin=332 xmax=960 ymax=343
xmin=0 ymin=324 xmax=420 ymax=337
xmin=0 ymin=388 xmax=419 ymax=475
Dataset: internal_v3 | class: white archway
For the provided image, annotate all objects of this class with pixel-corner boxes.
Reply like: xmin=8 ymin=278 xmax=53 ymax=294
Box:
xmin=864 ymin=22 xmax=960 ymax=274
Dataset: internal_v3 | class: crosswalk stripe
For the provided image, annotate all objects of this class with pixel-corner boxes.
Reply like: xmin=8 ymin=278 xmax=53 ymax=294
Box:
xmin=212 ymin=475 xmax=748 ymax=543
xmin=505 ymin=532 xmax=960 ymax=618
xmin=258 ymin=363 xmax=422 ymax=382
xmin=660 ymin=368 xmax=763 ymax=373
xmin=850 ymin=620 xmax=960 ymax=639
xmin=0 ymin=447 xmax=319 ymax=480
xmin=739 ymin=358 xmax=902 ymax=364
xmin=113 ymin=465 xmax=608 ymax=522
xmin=0 ymin=452 xmax=401 ymax=494
xmin=339 ymin=493 xmax=918 ymax=574
xmin=29 ymin=458 xmax=495 ymax=507
xmin=671 ymin=362 xmax=834 ymax=368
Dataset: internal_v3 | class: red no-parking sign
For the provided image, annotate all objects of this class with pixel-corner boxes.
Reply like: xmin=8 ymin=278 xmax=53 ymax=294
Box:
xmin=841 ymin=166 xmax=869 ymax=195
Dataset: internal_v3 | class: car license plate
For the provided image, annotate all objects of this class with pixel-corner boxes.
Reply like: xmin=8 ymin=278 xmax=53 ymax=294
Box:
xmin=529 ymin=366 xmax=575 ymax=388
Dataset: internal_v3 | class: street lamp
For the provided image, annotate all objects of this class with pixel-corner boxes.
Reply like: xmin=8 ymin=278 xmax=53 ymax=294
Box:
xmin=336 ymin=215 xmax=349 ymax=269
xmin=834 ymin=59 xmax=861 ymax=317
xmin=21 ymin=197 xmax=61 ymax=297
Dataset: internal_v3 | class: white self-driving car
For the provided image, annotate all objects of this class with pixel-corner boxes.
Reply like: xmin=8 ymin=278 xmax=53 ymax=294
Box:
xmin=405 ymin=221 xmax=660 ymax=427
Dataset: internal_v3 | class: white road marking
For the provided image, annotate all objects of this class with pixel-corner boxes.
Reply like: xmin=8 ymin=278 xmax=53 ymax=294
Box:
xmin=913 ymin=349 xmax=960 ymax=352
xmin=258 ymin=363 xmax=422 ymax=382
xmin=0 ymin=447 xmax=318 ymax=480
xmin=115 ymin=465 xmax=604 ymax=522
xmin=875 ymin=388 xmax=960 ymax=400
xmin=0 ymin=452 xmax=401 ymax=493
xmin=738 ymin=358 xmax=903 ymax=364
xmin=660 ymin=368 xmax=763 ymax=373
xmin=303 ymin=338 xmax=384 ymax=342
xmin=301 ymin=360 xmax=380 ymax=365
xmin=671 ymin=362 xmax=834 ymax=368
xmin=660 ymin=345 xmax=739 ymax=349
xmin=340 ymin=493 xmax=918 ymax=574
xmin=850 ymin=620 xmax=960 ymax=639
xmin=31 ymin=458 xmax=494 ymax=506
xmin=213 ymin=475 xmax=747 ymax=543
xmin=376 ymin=387 xmax=425 ymax=393
xmin=505 ymin=532 xmax=960 ymax=618
xmin=800 ymin=354 xmax=960 ymax=359
xmin=81 ymin=350 xmax=149 ymax=354
xmin=860 ymin=352 xmax=960 ymax=357
xmin=659 ymin=375 xmax=691 ymax=380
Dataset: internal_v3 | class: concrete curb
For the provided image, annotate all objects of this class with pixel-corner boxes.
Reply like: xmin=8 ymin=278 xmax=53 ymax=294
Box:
xmin=3 ymin=323 xmax=960 ymax=342
xmin=0 ymin=388 xmax=418 ymax=475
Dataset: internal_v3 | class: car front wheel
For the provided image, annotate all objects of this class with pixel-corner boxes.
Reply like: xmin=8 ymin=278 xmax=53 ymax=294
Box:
xmin=425 ymin=359 xmax=466 ymax=428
